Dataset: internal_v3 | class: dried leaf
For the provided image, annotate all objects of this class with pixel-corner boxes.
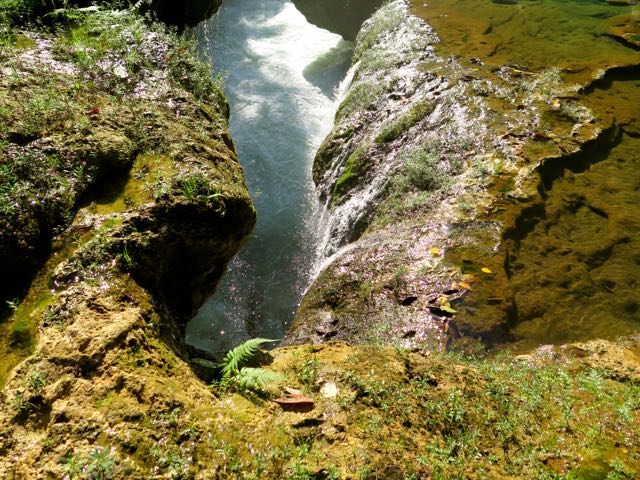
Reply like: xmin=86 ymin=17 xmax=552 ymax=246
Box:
xmin=273 ymin=395 xmax=314 ymax=412
xmin=481 ymin=267 xmax=493 ymax=274
xmin=284 ymin=387 xmax=303 ymax=396
xmin=462 ymin=274 xmax=477 ymax=283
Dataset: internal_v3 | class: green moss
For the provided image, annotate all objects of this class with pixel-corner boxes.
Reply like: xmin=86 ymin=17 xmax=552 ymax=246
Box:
xmin=332 ymin=146 xmax=369 ymax=203
xmin=375 ymin=98 xmax=434 ymax=144
xmin=353 ymin=6 xmax=404 ymax=62
xmin=10 ymin=316 xmax=32 ymax=348
xmin=335 ymin=81 xmax=385 ymax=121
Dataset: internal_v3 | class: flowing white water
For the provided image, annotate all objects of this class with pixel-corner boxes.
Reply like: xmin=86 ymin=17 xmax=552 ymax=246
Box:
xmin=186 ymin=0 xmax=351 ymax=353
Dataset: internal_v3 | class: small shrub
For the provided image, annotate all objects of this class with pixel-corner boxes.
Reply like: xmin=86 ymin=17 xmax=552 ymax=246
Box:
xmin=61 ymin=446 xmax=117 ymax=480
xmin=297 ymin=357 xmax=319 ymax=388
xmin=403 ymin=148 xmax=448 ymax=191
xmin=28 ymin=368 xmax=47 ymax=393
xmin=400 ymin=142 xmax=463 ymax=192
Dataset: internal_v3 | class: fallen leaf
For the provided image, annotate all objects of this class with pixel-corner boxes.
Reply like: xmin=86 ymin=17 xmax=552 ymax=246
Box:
xmin=441 ymin=305 xmax=457 ymax=314
xmin=430 ymin=247 xmax=441 ymax=255
xmin=273 ymin=395 xmax=314 ymax=412
xmin=462 ymin=274 xmax=477 ymax=283
xmin=458 ymin=281 xmax=472 ymax=290
xmin=284 ymin=387 xmax=303 ymax=396
xmin=481 ymin=267 xmax=493 ymax=274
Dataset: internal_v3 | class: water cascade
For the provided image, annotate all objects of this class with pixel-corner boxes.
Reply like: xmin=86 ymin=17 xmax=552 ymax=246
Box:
xmin=186 ymin=0 xmax=351 ymax=353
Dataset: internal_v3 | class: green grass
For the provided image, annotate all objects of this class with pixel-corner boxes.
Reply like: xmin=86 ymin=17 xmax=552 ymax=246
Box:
xmin=371 ymin=141 xmax=466 ymax=227
xmin=353 ymin=6 xmax=404 ymax=63
xmin=178 ymin=174 xmax=225 ymax=208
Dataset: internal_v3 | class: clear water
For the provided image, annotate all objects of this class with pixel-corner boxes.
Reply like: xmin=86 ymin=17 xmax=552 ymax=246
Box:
xmin=410 ymin=0 xmax=640 ymax=351
xmin=185 ymin=0 xmax=349 ymax=353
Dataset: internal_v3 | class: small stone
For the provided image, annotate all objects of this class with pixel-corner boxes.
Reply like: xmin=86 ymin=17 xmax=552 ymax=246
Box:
xmin=320 ymin=381 xmax=338 ymax=398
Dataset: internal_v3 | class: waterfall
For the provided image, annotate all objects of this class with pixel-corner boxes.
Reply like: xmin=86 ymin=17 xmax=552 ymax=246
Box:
xmin=186 ymin=0 xmax=351 ymax=353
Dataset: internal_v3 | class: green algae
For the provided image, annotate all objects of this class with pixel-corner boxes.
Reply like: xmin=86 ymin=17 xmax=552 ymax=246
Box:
xmin=450 ymin=72 xmax=640 ymax=351
xmin=1 ymin=256 xmax=65 ymax=387
xmin=13 ymin=34 xmax=34 ymax=49
xmin=410 ymin=0 xmax=639 ymax=85
xmin=83 ymin=154 xmax=175 ymax=215
xmin=0 ymin=152 xmax=175 ymax=388
xmin=332 ymin=146 xmax=369 ymax=202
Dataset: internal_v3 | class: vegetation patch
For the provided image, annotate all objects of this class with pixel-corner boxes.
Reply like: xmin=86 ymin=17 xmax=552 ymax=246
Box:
xmin=373 ymin=140 xmax=464 ymax=226
xmin=353 ymin=5 xmax=404 ymax=62
xmin=331 ymin=146 xmax=369 ymax=203
xmin=335 ymin=81 xmax=385 ymax=122
xmin=375 ymin=98 xmax=434 ymax=144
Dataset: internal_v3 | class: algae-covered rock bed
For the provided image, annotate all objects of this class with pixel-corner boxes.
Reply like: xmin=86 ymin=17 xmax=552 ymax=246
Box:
xmin=290 ymin=0 xmax=640 ymax=353
xmin=0 ymin=0 xmax=639 ymax=478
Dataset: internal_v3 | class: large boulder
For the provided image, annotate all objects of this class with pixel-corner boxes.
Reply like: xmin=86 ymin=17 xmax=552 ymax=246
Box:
xmin=292 ymin=0 xmax=384 ymax=40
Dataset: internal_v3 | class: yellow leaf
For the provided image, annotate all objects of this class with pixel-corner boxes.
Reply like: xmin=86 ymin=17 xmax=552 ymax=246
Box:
xmin=481 ymin=267 xmax=493 ymax=274
xmin=430 ymin=247 xmax=441 ymax=255
xmin=459 ymin=281 xmax=471 ymax=290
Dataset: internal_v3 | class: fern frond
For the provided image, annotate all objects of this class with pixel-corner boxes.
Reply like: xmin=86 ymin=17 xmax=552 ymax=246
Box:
xmin=236 ymin=367 xmax=283 ymax=390
xmin=220 ymin=338 xmax=279 ymax=378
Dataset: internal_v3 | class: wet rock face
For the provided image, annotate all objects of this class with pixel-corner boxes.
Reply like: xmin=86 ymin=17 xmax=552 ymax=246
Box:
xmin=292 ymin=0 xmax=384 ymax=40
xmin=289 ymin=0 xmax=640 ymax=351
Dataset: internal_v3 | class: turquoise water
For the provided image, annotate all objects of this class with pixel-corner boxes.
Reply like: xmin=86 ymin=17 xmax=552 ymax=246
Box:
xmin=186 ymin=0 xmax=349 ymax=353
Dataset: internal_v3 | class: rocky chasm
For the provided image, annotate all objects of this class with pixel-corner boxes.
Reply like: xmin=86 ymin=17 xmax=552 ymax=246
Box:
xmin=0 ymin=0 xmax=639 ymax=478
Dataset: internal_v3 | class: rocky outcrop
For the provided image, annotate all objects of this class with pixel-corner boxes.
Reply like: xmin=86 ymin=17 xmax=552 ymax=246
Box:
xmin=0 ymin=9 xmax=254 ymax=476
xmin=288 ymin=0 xmax=640 ymax=352
xmin=292 ymin=0 xmax=384 ymax=40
